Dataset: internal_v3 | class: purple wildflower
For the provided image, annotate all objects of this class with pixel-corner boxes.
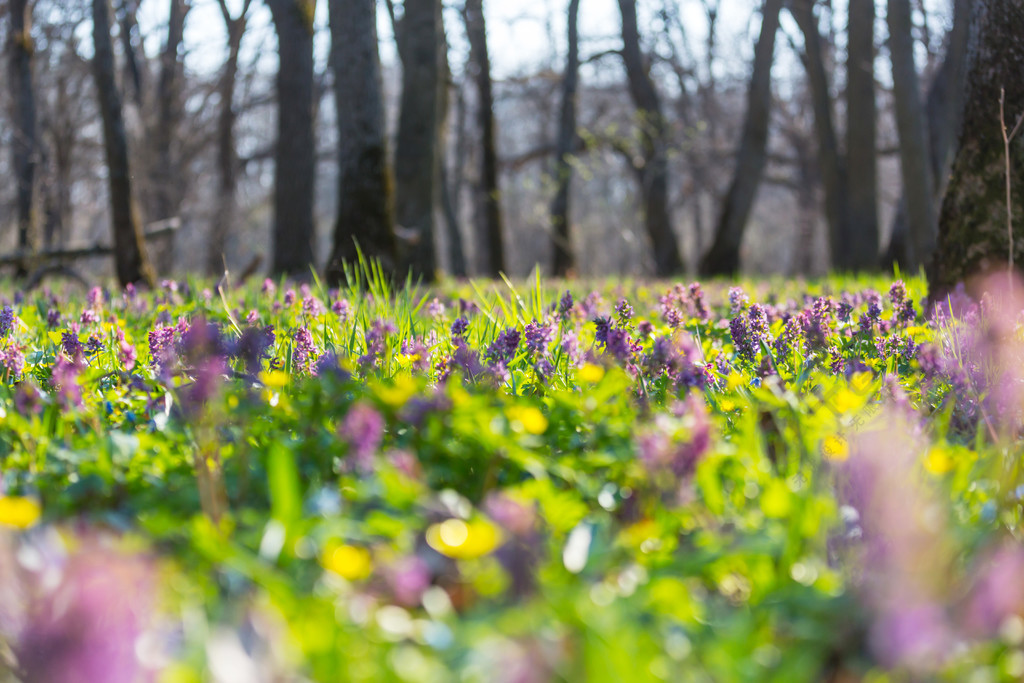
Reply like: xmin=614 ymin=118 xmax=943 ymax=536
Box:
xmin=428 ymin=298 xmax=446 ymax=318
xmin=118 ymin=333 xmax=137 ymax=373
xmin=292 ymin=327 xmax=319 ymax=375
xmin=558 ymin=291 xmax=574 ymax=321
xmin=524 ymin=321 xmax=553 ymax=356
xmin=339 ymin=403 xmax=384 ymax=472
xmin=730 ymin=316 xmax=757 ymax=362
xmin=748 ymin=303 xmax=769 ymax=342
xmin=332 ymin=298 xmax=352 ymax=321
xmin=615 ymin=298 xmax=634 ymax=325
xmin=593 ymin=317 xmax=611 ymax=345
xmin=866 ymin=290 xmax=883 ymax=320
xmin=87 ymin=286 xmax=104 ymax=310
xmin=359 ymin=320 xmax=394 ymax=368
xmin=689 ymin=282 xmax=709 ymax=320
xmin=51 ymin=355 xmax=84 ymax=408
xmin=605 ymin=328 xmax=632 ymax=362
xmin=84 ymin=335 xmax=104 ymax=357
xmin=486 ymin=328 xmax=521 ymax=365
xmin=451 ymin=316 xmax=469 ymax=339
xmin=46 ymin=309 xmax=60 ymax=329
xmin=728 ymin=287 xmax=749 ymax=316
xmin=0 ymin=306 xmax=14 ymax=338
xmin=801 ymin=297 xmax=835 ymax=349
xmin=148 ymin=325 xmax=176 ymax=371
xmin=1 ymin=345 xmax=25 ymax=380
xmin=534 ymin=357 xmax=555 ymax=380
xmin=302 ymin=295 xmax=325 ymax=317
xmin=773 ymin=317 xmax=802 ymax=363
xmin=62 ymin=330 xmax=84 ymax=360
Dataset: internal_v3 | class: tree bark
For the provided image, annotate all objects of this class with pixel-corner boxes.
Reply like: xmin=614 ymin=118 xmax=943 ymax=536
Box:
xmin=845 ymin=0 xmax=878 ymax=269
xmin=699 ymin=0 xmax=783 ymax=276
xmin=116 ymin=0 xmax=146 ymax=106
xmin=394 ymin=0 xmax=442 ymax=282
xmin=8 ymin=0 xmax=38 ymax=278
xmin=444 ymin=81 xmax=469 ymax=277
xmin=208 ymin=0 xmax=252 ymax=275
xmin=149 ymin=0 xmax=190 ymax=275
xmin=92 ymin=0 xmax=156 ymax=287
xmin=931 ymin=0 xmax=1024 ymax=293
xmin=884 ymin=0 xmax=971 ymax=269
xmin=789 ymin=0 xmax=850 ymax=270
xmin=888 ymin=0 xmax=937 ymax=271
xmin=551 ymin=0 xmax=580 ymax=278
xmin=617 ymin=0 xmax=683 ymax=277
xmin=267 ymin=0 xmax=318 ymax=278
xmin=324 ymin=0 xmax=397 ymax=285
xmin=464 ymin=0 xmax=505 ymax=277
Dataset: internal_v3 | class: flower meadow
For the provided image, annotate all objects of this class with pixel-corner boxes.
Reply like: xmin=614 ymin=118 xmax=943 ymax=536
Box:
xmin=1 ymin=269 xmax=1024 ymax=681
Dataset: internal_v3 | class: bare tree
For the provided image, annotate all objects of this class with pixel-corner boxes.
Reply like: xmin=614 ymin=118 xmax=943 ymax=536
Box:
xmin=789 ymin=0 xmax=849 ymax=270
xmin=845 ymin=0 xmax=878 ymax=269
xmin=324 ymin=0 xmax=396 ymax=284
xmin=700 ymin=0 xmax=783 ymax=276
xmin=207 ymin=0 xmax=253 ymax=275
xmin=616 ymin=0 xmax=683 ymax=276
xmin=393 ymin=0 xmax=443 ymax=281
xmin=464 ymin=0 xmax=504 ymax=277
xmin=550 ymin=0 xmax=580 ymax=277
xmin=885 ymin=0 xmax=971 ymax=269
xmin=91 ymin=0 xmax=155 ymax=287
xmin=7 ymin=0 xmax=37 ymax=276
xmin=266 ymin=0 xmax=317 ymax=278
xmin=888 ymin=0 xmax=936 ymax=271
xmin=932 ymin=0 xmax=1024 ymax=292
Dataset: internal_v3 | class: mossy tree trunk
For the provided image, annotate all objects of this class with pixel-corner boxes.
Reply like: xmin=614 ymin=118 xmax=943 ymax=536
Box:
xmin=930 ymin=0 xmax=1024 ymax=294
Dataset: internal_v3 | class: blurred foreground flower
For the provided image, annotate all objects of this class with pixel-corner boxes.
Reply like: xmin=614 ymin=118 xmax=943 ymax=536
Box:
xmin=426 ymin=518 xmax=503 ymax=560
xmin=0 ymin=530 xmax=164 ymax=683
xmin=0 ymin=497 xmax=40 ymax=529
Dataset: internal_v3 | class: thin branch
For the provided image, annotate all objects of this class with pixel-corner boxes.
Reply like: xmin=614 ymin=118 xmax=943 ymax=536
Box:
xmin=1000 ymin=87 xmax=1024 ymax=279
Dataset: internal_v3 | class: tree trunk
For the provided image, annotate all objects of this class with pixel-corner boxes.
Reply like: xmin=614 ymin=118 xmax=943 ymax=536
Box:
xmin=789 ymin=0 xmax=850 ymax=270
xmin=551 ymin=0 xmax=580 ymax=278
xmin=92 ymin=0 xmax=156 ymax=287
xmin=150 ymin=0 xmax=190 ymax=275
xmin=888 ymin=0 xmax=937 ymax=271
xmin=699 ymin=0 xmax=783 ymax=276
xmin=208 ymin=0 xmax=251 ymax=275
xmin=464 ymin=0 xmax=505 ymax=277
xmin=884 ymin=0 xmax=970 ymax=269
xmin=444 ymin=81 xmax=469 ymax=277
xmin=931 ymin=0 xmax=1024 ymax=293
xmin=116 ymin=0 xmax=146 ymax=106
xmin=325 ymin=0 xmax=397 ymax=285
xmin=617 ymin=0 xmax=683 ymax=277
xmin=394 ymin=0 xmax=442 ymax=282
xmin=267 ymin=0 xmax=318 ymax=278
xmin=845 ymin=0 xmax=878 ymax=269
xmin=8 ymin=0 xmax=38 ymax=278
